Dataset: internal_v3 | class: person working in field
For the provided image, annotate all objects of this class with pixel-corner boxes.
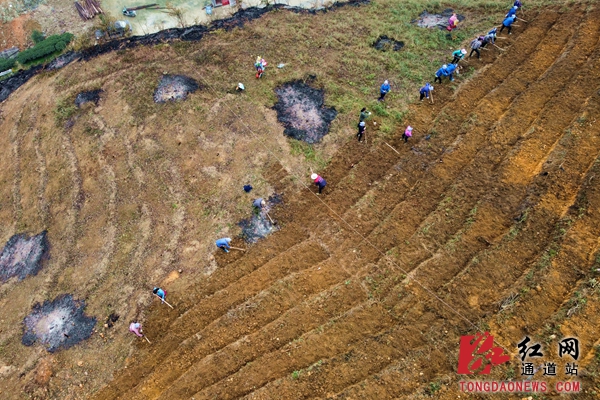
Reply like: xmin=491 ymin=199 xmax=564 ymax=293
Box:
xmin=434 ymin=64 xmax=457 ymax=83
xmin=378 ymin=80 xmax=390 ymax=101
xmin=469 ymin=36 xmax=484 ymax=59
xmin=359 ymin=107 xmax=371 ymax=122
xmin=129 ymin=322 xmax=144 ymax=338
xmin=447 ymin=13 xmax=459 ymax=31
xmin=255 ymin=56 xmax=267 ymax=79
xmin=253 ymin=198 xmax=266 ymax=209
xmin=153 ymin=287 xmax=167 ymax=301
xmin=500 ymin=14 xmax=517 ymax=35
xmin=451 ymin=49 xmax=467 ymax=65
xmin=215 ymin=237 xmax=232 ymax=253
xmin=311 ymin=173 xmax=327 ymax=194
xmin=506 ymin=5 xmax=518 ymax=18
xmin=419 ymin=83 xmax=434 ymax=102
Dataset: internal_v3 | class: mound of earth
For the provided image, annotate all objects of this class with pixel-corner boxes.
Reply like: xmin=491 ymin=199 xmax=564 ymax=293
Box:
xmin=0 ymin=231 xmax=48 ymax=282
xmin=75 ymin=89 xmax=103 ymax=108
xmin=273 ymin=81 xmax=337 ymax=144
xmin=153 ymin=74 xmax=199 ymax=103
xmin=22 ymin=294 xmax=96 ymax=352
xmin=414 ymin=9 xmax=465 ymax=29
xmin=373 ymin=35 xmax=404 ymax=51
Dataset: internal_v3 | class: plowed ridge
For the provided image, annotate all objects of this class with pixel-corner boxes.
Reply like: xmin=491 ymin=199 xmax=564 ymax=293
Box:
xmin=94 ymin=6 xmax=600 ymax=399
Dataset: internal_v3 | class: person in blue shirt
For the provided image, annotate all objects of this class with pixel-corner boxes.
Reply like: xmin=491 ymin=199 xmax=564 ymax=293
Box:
xmin=153 ymin=287 xmax=166 ymax=301
xmin=514 ymin=0 xmax=522 ymax=9
xmin=378 ymin=80 xmax=390 ymax=101
xmin=506 ymin=5 xmax=518 ymax=18
xmin=419 ymin=83 xmax=434 ymax=102
xmin=500 ymin=15 xmax=517 ymax=34
xmin=215 ymin=237 xmax=232 ymax=253
xmin=253 ymin=198 xmax=266 ymax=209
xmin=434 ymin=64 xmax=457 ymax=83
xmin=482 ymin=27 xmax=497 ymax=47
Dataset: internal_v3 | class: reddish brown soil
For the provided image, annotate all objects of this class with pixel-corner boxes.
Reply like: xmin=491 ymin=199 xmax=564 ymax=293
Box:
xmin=88 ymin=5 xmax=600 ymax=399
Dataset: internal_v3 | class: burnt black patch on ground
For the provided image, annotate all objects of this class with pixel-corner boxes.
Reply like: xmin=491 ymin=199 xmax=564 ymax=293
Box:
xmin=75 ymin=89 xmax=103 ymax=108
xmin=22 ymin=294 xmax=96 ymax=352
xmin=46 ymin=51 xmax=81 ymax=71
xmin=413 ymin=9 xmax=465 ymax=29
xmin=273 ymin=81 xmax=337 ymax=144
xmin=154 ymin=74 xmax=199 ymax=103
xmin=0 ymin=231 xmax=49 ymax=282
xmin=239 ymin=194 xmax=282 ymax=243
xmin=373 ymin=35 xmax=404 ymax=51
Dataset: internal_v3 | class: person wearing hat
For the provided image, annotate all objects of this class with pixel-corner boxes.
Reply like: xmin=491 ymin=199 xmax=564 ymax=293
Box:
xmin=500 ymin=14 xmax=517 ymax=35
xmin=419 ymin=83 xmax=434 ymax=102
xmin=129 ymin=322 xmax=144 ymax=337
xmin=359 ymin=107 xmax=371 ymax=122
xmin=451 ymin=49 xmax=467 ymax=65
xmin=153 ymin=287 xmax=166 ymax=301
xmin=506 ymin=5 xmax=518 ymax=18
xmin=469 ymin=36 xmax=484 ymax=59
xmin=236 ymin=82 xmax=245 ymax=92
xmin=357 ymin=121 xmax=366 ymax=142
xmin=311 ymin=173 xmax=327 ymax=194
xmin=253 ymin=198 xmax=266 ymax=209
xmin=215 ymin=237 xmax=232 ymax=253
xmin=513 ymin=0 xmax=522 ymax=9
xmin=402 ymin=126 xmax=413 ymax=143
xmin=378 ymin=80 xmax=390 ymax=101
xmin=434 ymin=64 xmax=457 ymax=83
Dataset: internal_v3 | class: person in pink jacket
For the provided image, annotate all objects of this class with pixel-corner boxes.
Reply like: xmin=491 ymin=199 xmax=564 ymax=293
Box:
xmin=129 ymin=322 xmax=144 ymax=337
xmin=402 ymin=126 xmax=413 ymax=143
xmin=311 ymin=173 xmax=327 ymax=194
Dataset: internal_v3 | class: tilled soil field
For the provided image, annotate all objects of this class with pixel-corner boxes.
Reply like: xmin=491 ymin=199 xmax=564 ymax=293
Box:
xmin=89 ymin=5 xmax=600 ymax=399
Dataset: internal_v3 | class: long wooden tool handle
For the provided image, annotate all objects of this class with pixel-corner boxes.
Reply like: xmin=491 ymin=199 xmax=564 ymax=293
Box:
xmin=230 ymin=246 xmax=246 ymax=251
xmin=384 ymin=142 xmax=400 ymax=155
xmin=144 ymin=336 xmax=151 ymax=344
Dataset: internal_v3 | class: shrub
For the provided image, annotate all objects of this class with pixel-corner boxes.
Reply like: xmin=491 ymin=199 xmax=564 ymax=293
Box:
xmin=17 ymin=33 xmax=74 ymax=65
xmin=31 ymin=30 xmax=45 ymax=44
xmin=0 ymin=57 xmax=15 ymax=72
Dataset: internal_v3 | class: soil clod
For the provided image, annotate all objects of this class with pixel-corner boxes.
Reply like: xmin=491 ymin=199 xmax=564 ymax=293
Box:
xmin=0 ymin=231 xmax=49 ymax=282
xmin=153 ymin=74 xmax=199 ymax=103
xmin=273 ymin=81 xmax=337 ymax=143
xmin=22 ymin=294 xmax=96 ymax=352
xmin=373 ymin=35 xmax=404 ymax=51
xmin=75 ymin=89 xmax=103 ymax=108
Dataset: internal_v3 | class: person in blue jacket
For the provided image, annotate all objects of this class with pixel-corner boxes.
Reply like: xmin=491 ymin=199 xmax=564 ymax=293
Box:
xmin=506 ymin=5 xmax=518 ymax=18
xmin=215 ymin=237 xmax=232 ymax=253
xmin=419 ymin=83 xmax=434 ymax=102
xmin=378 ymin=80 xmax=390 ymax=101
xmin=500 ymin=15 xmax=517 ymax=34
xmin=514 ymin=0 xmax=522 ymax=9
xmin=434 ymin=64 xmax=457 ymax=83
xmin=153 ymin=287 xmax=166 ymax=301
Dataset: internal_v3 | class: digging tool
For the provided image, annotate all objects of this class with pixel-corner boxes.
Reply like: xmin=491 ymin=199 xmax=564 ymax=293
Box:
xmin=144 ymin=336 xmax=151 ymax=344
xmin=493 ymin=43 xmax=506 ymax=51
xmin=265 ymin=211 xmax=276 ymax=225
xmin=496 ymin=36 xmax=508 ymax=40
xmin=154 ymin=293 xmax=174 ymax=309
xmin=384 ymin=141 xmax=400 ymax=155
xmin=229 ymin=246 xmax=246 ymax=251
xmin=517 ymin=17 xmax=528 ymax=22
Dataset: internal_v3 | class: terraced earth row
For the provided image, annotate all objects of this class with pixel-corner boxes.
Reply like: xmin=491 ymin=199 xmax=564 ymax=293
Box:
xmin=85 ymin=5 xmax=600 ymax=399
